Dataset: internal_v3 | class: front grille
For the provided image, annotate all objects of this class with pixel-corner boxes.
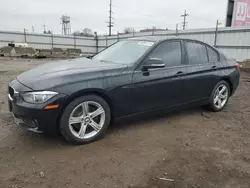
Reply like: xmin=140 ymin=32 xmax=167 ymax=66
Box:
xmin=8 ymin=86 xmax=14 ymax=98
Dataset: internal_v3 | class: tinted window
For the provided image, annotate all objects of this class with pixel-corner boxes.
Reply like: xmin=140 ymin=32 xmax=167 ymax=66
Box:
xmin=186 ymin=42 xmax=208 ymax=65
xmin=207 ymin=46 xmax=219 ymax=62
xmin=148 ymin=41 xmax=182 ymax=67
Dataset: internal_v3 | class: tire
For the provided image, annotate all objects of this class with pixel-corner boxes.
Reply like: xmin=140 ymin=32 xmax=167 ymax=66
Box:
xmin=60 ymin=95 xmax=111 ymax=145
xmin=208 ymin=80 xmax=230 ymax=112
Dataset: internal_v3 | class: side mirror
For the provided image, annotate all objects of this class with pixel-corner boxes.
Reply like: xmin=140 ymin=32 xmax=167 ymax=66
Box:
xmin=142 ymin=58 xmax=165 ymax=70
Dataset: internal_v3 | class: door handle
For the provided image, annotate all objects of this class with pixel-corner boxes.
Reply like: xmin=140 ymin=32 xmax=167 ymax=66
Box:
xmin=211 ymin=66 xmax=217 ymax=69
xmin=176 ymin=71 xmax=184 ymax=75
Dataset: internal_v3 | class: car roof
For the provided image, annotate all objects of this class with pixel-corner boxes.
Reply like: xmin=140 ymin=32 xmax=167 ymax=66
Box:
xmin=126 ymin=36 xmax=209 ymax=44
xmin=126 ymin=36 xmax=217 ymax=50
xmin=127 ymin=36 xmax=180 ymax=42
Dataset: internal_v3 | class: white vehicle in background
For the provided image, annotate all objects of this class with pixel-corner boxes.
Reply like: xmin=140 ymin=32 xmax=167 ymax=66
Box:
xmin=8 ymin=42 xmax=29 ymax=48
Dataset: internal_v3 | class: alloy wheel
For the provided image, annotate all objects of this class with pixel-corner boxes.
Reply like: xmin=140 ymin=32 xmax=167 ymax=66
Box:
xmin=68 ymin=101 xmax=105 ymax=139
xmin=213 ymin=84 xmax=229 ymax=109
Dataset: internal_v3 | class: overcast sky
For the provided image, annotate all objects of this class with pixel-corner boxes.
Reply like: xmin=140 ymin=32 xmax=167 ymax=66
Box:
xmin=0 ymin=0 xmax=227 ymax=34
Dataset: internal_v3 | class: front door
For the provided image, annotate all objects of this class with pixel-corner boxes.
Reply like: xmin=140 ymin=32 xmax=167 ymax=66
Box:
xmin=130 ymin=40 xmax=187 ymax=114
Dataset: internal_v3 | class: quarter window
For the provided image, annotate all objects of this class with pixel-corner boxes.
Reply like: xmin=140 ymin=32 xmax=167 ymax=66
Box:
xmin=186 ymin=42 xmax=208 ymax=65
xmin=207 ymin=46 xmax=219 ymax=62
xmin=148 ymin=41 xmax=182 ymax=67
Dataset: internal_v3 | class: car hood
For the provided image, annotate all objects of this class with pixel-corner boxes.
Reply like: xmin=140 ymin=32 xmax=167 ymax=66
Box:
xmin=17 ymin=58 xmax=128 ymax=90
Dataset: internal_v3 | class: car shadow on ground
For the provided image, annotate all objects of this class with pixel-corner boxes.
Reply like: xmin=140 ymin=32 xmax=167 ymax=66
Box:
xmin=108 ymin=106 xmax=206 ymax=132
xmin=10 ymin=106 xmax=207 ymax=148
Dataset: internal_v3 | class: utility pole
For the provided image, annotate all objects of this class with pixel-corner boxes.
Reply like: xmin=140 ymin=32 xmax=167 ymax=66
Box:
xmin=176 ymin=24 xmax=179 ymax=36
xmin=42 ymin=24 xmax=47 ymax=33
xmin=74 ymin=34 xmax=76 ymax=49
xmin=214 ymin=20 xmax=222 ymax=47
xmin=24 ymin=28 xmax=27 ymax=42
xmin=152 ymin=26 xmax=155 ymax=35
xmin=51 ymin=30 xmax=54 ymax=49
xmin=181 ymin=10 xmax=189 ymax=30
xmin=107 ymin=0 xmax=114 ymax=36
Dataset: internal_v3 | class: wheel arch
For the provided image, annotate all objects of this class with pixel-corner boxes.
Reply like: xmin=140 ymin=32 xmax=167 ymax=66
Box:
xmin=57 ymin=89 xmax=114 ymax=131
xmin=220 ymin=77 xmax=233 ymax=96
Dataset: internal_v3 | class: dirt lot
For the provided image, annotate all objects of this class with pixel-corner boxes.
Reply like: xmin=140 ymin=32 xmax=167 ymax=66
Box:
xmin=0 ymin=57 xmax=250 ymax=188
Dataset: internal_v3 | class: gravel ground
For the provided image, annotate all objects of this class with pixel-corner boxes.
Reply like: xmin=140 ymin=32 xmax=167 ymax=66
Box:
xmin=0 ymin=57 xmax=250 ymax=188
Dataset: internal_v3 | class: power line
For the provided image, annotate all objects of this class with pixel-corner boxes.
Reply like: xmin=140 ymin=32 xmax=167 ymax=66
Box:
xmin=107 ymin=0 xmax=114 ymax=36
xmin=181 ymin=10 xmax=189 ymax=30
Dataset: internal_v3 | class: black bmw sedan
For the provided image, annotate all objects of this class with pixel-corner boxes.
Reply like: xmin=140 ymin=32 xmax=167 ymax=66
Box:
xmin=8 ymin=37 xmax=240 ymax=144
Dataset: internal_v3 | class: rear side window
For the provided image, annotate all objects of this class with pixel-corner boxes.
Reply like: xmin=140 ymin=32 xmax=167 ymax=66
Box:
xmin=207 ymin=46 xmax=219 ymax=62
xmin=186 ymin=42 xmax=208 ymax=65
xmin=148 ymin=41 xmax=182 ymax=67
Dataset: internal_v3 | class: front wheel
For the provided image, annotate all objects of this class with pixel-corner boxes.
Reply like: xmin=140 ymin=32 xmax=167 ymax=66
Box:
xmin=208 ymin=81 xmax=230 ymax=112
xmin=60 ymin=95 xmax=111 ymax=145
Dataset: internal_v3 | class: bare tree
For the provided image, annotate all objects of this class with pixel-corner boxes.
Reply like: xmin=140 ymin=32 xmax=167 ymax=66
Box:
xmin=82 ymin=28 xmax=94 ymax=36
xmin=73 ymin=31 xmax=80 ymax=36
xmin=73 ymin=28 xmax=94 ymax=37
xmin=43 ymin=30 xmax=52 ymax=34
xmin=124 ymin=27 xmax=134 ymax=34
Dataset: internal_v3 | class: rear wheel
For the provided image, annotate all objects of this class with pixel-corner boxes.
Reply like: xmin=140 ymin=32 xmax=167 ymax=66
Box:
xmin=60 ymin=95 xmax=111 ymax=144
xmin=208 ymin=81 xmax=230 ymax=112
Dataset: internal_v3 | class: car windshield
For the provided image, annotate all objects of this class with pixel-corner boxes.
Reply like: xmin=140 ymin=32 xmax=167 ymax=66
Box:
xmin=93 ymin=40 xmax=155 ymax=65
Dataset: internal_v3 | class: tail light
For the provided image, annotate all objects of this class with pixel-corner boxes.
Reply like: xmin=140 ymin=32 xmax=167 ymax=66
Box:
xmin=236 ymin=63 xmax=241 ymax=70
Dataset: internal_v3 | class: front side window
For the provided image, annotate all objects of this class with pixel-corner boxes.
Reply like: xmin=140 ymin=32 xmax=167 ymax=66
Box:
xmin=186 ymin=42 xmax=208 ymax=65
xmin=148 ymin=41 xmax=182 ymax=67
xmin=93 ymin=40 xmax=155 ymax=65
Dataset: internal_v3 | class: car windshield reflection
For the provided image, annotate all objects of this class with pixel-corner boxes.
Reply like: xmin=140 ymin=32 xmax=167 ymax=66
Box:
xmin=93 ymin=40 xmax=155 ymax=65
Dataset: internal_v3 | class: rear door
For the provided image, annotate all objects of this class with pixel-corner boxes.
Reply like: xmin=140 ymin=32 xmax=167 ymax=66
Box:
xmin=183 ymin=41 xmax=221 ymax=103
xmin=130 ymin=40 xmax=187 ymax=114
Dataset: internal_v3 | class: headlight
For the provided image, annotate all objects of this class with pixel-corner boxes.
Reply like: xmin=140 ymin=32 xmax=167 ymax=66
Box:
xmin=21 ymin=91 xmax=58 ymax=104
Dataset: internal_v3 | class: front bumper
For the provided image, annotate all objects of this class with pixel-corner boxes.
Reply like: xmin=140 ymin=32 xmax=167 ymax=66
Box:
xmin=8 ymin=79 xmax=67 ymax=134
xmin=12 ymin=113 xmax=43 ymax=133
xmin=9 ymin=98 xmax=63 ymax=134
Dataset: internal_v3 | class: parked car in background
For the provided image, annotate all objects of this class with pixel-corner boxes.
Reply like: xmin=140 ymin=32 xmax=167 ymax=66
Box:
xmin=8 ymin=37 xmax=240 ymax=144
